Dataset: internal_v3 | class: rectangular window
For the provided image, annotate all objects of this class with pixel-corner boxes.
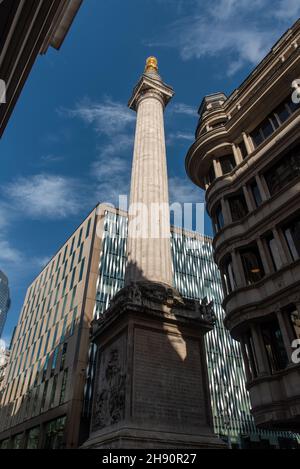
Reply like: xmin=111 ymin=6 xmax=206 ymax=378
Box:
xmin=60 ymin=344 xmax=68 ymax=371
xmin=70 ymin=286 xmax=77 ymax=311
xmin=59 ymin=371 xmax=68 ymax=405
xmin=41 ymin=381 xmax=48 ymax=412
xmin=86 ymin=218 xmax=91 ymax=238
xmin=78 ymin=243 xmax=84 ymax=263
xmin=260 ymin=117 xmax=274 ymax=139
xmin=77 ymin=228 xmax=83 ymax=248
xmin=283 ymin=217 xmax=300 ymax=261
xmin=264 ymin=144 xmax=300 ymax=196
xmin=238 ymin=140 xmax=248 ymax=159
xmin=207 ymin=164 xmax=216 ymax=184
xmin=26 ymin=427 xmax=40 ymax=449
xmin=227 ymin=192 xmax=249 ymax=222
xmin=44 ymin=416 xmax=66 ymax=450
xmin=219 ymin=154 xmax=236 ymax=174
xmin=69 ymin=252 xmax=75 ymax=272
xmin=261 ymin=319 xmax=288 ymax=373
xmin=62 ymin=245 xmax=68 ymax=264
xmin=245 ymin=332 xmax=258 ymax=379
xmin=70 ymin=237 xmax=75 ymax=256
xmin=249 ymin=180 xmax=262 ymax=208
xmin=240 ymin=244 xmax=265 ymax=285
xmin=69 ymin=268 xmax=76 ymax=291
xmin=274 ymin=101 xmax=290 ymax=124
xmin=266 ymin=235 xmax=283 ymax=271
xmin=70 ymin=307 xmax=78 ymax=336
xmin=50 ymin=375 xmax=57 ymax=408
xmin=79 ymin=258 xmax=85 ymax=282
xmin=290 ymin=308 xmax=300 ymax=340
xmin=12 ymin=433 xmax=24 ymax=449
xmin=223 ymin=257 xmax=236 ymax=294
xmin=251 ymin=127 xmax=263 ymax=148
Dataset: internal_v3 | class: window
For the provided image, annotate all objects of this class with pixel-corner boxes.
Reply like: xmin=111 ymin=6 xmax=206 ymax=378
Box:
xmin=265 ymin=234 xmax=283 ymax=271
xmin=227 ymin=191 xmax=249 ymax=221
xmin=222 ymin=255 xmax=236 ymax=294
xmin=86 ymin=218 xmax=91 ymax=238
xmin=240 ymin=244 xmax=265 ymax=285
xmin=44 ymin=416 xmax=66 ymax=450
xmin=70 ymin=236 xmax=75 ymax=256
xmin=274 ymin=101 xmax=290 ymax=124
xmin=249 ymin=180 xmax=262 ymax=208
xmin=260 ymin=117 xmax=274 ymax=139
xmin=12 ymin=433 xmax=23 ymax=449
xmin=250 ymin=94 xmax=299 ymax=149
xmin=70 ymin=307 xmax=78 ymax=336
xmin=290 ymin=308 xmax=300 ymax=340
xmin=77 ymin=228 xmax=83 ymax=248
xmin=264 ymin=144 xmax=300 ymax=196
xmin=251 ymin=127 xmax=264 ymax=148
xmin=207 ymin=164 xmax=216 ymax=184
xmin=283 ymin=216 xmax=300 ymax=261
xmin=244 ymin=332 xmax=258 ymax=379
xmin=41 ymin=381 xmax=48 ymax=412
xmin=261 ymin=319 xmax=288 ymax=373
xmin=0 ymin=439 xmax=10 ymax=449
xmin=50 ymin=376 xmax=57 ymax=408
xmin=219 ymin=154 xmax=236 ymax=174
xmin=59 ymin=370 xmax=68 ymax=405
xmin=238 ymin=140 xmax=248 ymax=159
xmin=79 ymin=258 xmax=85 ymax=282
xmin=26 ymin=427 xmax=40 ymax=449
xmin=51 ymin=347 xmax=59 ymax=375
xmin=60 ymin=344 xmax=68 ymax=371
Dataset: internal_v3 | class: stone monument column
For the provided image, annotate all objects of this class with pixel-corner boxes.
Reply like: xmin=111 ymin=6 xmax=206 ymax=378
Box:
xmin=126 ymin=57 xmax=173 ymax=286
xmin=83 ymin=58 xmax=225 ymax=449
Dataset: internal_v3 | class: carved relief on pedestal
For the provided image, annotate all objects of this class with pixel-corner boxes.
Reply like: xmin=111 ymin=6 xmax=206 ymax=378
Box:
xmin=92 ymin=347 xmax=126 ymax=432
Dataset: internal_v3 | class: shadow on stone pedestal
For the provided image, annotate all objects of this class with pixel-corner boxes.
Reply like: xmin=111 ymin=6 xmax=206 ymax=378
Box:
xmin=82 ymin=282 xmax=226 ymax=449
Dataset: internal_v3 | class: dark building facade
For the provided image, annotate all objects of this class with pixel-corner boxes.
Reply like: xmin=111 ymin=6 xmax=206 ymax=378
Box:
xmin=185 ymin=20 xmax=300 ymax=431
xmin=0 ymin=0 xmax=83 ymax=137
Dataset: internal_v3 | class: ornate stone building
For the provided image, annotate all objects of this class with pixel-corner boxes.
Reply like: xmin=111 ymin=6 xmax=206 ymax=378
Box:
xmin=185 ymin=20 xmax=300 ymax=431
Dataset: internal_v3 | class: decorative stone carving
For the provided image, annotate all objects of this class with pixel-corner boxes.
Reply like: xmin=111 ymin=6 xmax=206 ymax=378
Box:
xmin=92 ymin=349 xmax=126 ymax=431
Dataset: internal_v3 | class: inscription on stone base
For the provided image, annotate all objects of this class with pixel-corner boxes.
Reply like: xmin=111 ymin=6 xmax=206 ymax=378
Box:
xmin=133 ymin=326 xmax=206 ymax=428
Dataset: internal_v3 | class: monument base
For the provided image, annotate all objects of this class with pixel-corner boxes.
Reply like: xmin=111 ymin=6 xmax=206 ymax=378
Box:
xmin=83 ymin=282 xmax=225 ymax=449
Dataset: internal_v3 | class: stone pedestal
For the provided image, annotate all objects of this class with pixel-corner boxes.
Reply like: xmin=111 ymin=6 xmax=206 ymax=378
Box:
xmin=82 ymin=282 xmax=225 ymax=449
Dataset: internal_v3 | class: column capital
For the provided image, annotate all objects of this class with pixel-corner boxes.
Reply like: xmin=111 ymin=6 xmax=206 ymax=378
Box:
xmin=128 ymin=66 xmax=174 ymax=111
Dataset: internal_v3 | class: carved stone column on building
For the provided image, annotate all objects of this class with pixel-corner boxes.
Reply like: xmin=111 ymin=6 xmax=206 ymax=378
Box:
xmin=242 ymin=132 xmax=253 ymax=154
xmin=275 ymin=308 xmax=295 ymax=365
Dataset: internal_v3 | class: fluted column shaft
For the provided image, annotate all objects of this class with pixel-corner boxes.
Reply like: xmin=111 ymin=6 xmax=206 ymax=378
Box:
xmin=125 ymin=90 xmax=173 ymax=286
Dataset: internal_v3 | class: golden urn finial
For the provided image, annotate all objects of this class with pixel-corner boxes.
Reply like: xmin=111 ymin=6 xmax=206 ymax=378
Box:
xmin=145 ymin=56 xmax=158 ymax=73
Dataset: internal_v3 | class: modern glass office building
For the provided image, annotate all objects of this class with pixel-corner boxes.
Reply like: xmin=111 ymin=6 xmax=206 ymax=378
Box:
xmin=0 ymin=271 xmax=10 ymax=339
xmin=0 ymin=205 xmax=298 ymax=448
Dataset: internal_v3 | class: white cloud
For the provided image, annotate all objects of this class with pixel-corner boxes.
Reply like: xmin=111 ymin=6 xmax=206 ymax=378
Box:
xmin=167 ymin=131 xmax=195 ymax=145
xmin=4 ymin=174 xmax=82 ymax=219
xmin=40 ymin=154 xmax=64 ymax=164
xmin=0 ymin=238 xmax=23 ymax=264
xmin=62 ymin=97 xmax=135 ymax=136
xmin=274 ymin=0 xmax=300 ymax=20
xmin=169 ymin=176 xmax=205 ymax=204
xmin=148 ymin=0 xmax=297 ymax=75
xmin=168 ymin=102 xmax=197 ymax=116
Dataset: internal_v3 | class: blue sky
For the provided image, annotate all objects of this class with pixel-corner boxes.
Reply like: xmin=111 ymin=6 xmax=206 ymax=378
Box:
xmin=1 ymin=0 xmax=299 ymax=343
